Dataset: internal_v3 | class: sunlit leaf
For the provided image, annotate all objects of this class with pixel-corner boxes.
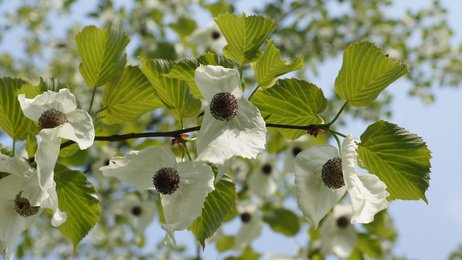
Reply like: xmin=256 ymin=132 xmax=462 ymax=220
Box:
xmin=252 ymin=39 xmax=303 ymax=89
xmin=252 ymin=78 xmax=327 ymax=140
xmin=0 ymin=78 xmax=38 ymax=140
xmin=189 ymin=176 xmax=236 ymax=247
xmin=76 ymin=25 xmax=129 ymax=87
xmin=358 ymin=120 xmax=431 ymax=202
xmin=215 ymin=13 xmax=277 ymax=65
xmin=140 ymin=58 xmax=201 ymax=118
xmin=163 ymin=52 xmax=236 ymax=98
xmin=54 ymin=165 xmax=100 ymax=254
xmin=335 ymin=42 xmax=407 ymax=107
xmin=100 ymin=66 xmax=163 ymax=124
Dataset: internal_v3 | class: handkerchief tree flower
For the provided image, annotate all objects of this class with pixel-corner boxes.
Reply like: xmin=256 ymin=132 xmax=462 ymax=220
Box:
xmin=99 ymin=146 xmax=214 ymax=243
xmin=0 ymin=152 xmax=65 ymax=259
xmin=17 ymin=88 xmax=94 ymax=225
xmin=194 ymin=65 xmax=266 ymax=164
xmin=295 ymin=135 xmax=390 ymax=227
xmin=319 ymin=204 xmax=357 ymax=258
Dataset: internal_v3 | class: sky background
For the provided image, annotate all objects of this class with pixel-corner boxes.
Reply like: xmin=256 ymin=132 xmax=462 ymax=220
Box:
xmin=1 ymin=0 xmax=462 ymax=259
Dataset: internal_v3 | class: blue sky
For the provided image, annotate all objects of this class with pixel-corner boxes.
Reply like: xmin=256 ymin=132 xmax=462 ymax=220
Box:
xmin=1 ymin=0 xmax=461 ymax=259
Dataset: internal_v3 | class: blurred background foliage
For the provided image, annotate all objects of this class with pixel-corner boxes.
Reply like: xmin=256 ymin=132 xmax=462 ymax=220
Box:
xmin=0 ymin=0 xmax=461 ymax=259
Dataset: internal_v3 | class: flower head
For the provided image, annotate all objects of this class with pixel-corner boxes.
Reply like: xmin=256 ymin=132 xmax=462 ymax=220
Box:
xmin=18 ymin=89 xmax=93 ymax=225
xmin=320 ymin=204 xmax=357 ymax=258
xmin=18 ymin=88 xmax=95 ymax=150
xmin=0 ymin=153 xmax=65 ymax=259
xmin=99 ymin=146 xmax=214 ymax=243
xmin=194 ymin=65 xmax=267 ymax=164
xmin=294 ymin=135 xmax=389 ymax=227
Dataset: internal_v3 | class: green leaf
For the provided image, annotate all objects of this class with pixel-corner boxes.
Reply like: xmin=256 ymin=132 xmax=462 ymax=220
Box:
xmin=356 ymin=233 xmax=383 ymax=258
xmin=54 ymin=165 xmax=100 ymax=254
xmin=163 ymin=52 xmax=236 ymax=98
xmin=38 ymin=77 xmax=67 ymax=92
xmin=76 ymin=25 xmax=129 ymax=87
xmin=363 ymin=210 xmax=397 ymax=242
xmin=170 ymin=17 xmax=197 ymax=36
xmin=100 ymin=66 xmax=163 ymax=124
xmin=224 ymin=246 xmax=260 ymax=260
xmin=140 ymin=58 xmax=201 ymax=118
xmin=240 ymin=246 xmax=260 ymax=260
xmin=358 ymin=120 xmax=431 ymax=202
xmin=252 ymin=78 xmax=327 ymax=140
xmin=203 ymin=1 xmax=233 ymax=17
xmin=216 ymin=236 xmax=235 ymax=252
xmin=0 ymin=78 xmax=38 ymax=140
xmin=189 ymin=176 xmax=236 ymax=247
xmin=334 ymin=42 xmax=408 ymax=107
xmin=215 ymin=13 xmax=277 ymax=65
xmin=263 ymin=207 xmax=300 ymax=236
xmin=252 ymin=39 xmax=303 ymax=89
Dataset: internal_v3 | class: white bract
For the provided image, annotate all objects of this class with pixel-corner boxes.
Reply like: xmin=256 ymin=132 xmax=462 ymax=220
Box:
xmin=233 ymin=202 xmax=263 ymax=252
xmin=99 ymin=146 xmax=214 ymax=243
xmin=247 ymin=156 xmax=278 ymax=198
xmin=320 ymin=204 xmax=357 ymax=258
xmin=18 ymin=88 xmax=94 ymax=225
xmin=188 ymin=22 xmax=227 ymax=52
xmin=112 ymin=193 xmax=156 ymax=232
xmin=194 ymin=65 xmax=266 ymax=164
xmin=294 ymin=135 xmax=389 ymax=228
xmin=0 ymin=153 xmax=64 ymax=260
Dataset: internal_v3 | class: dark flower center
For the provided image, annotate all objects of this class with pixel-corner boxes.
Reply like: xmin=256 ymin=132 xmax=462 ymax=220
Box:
xmin=14 ymin=192 xmax=40 ymax=218
xmin=321 ymin=157 xmax=345 ymax=189
xmin=38 ymin=108 xmax=68 ymax=130
xmin=153 ymin=167 xmax=180 ymax=195
xmin=211 ymin=30 xmax=221 ymax=40
xmin=292 ymin=146 xmax=302 ymax=157
xmin=131 ymin=205 xmax=143 ymax=217
xmin=240 ymin=212 xmax=252 ymax=223
xmin=0 ymin=172 xmax=10 ymax=180
xmin=261 ymin=163 xmax=272 ymax=175
xmin=209 ymin=92 xmax=238 ymax=121
xmin=336 ymin=215 xmax=350 ymax=229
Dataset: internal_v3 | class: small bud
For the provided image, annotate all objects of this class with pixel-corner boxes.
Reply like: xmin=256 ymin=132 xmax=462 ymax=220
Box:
xmin=336 ymin=215 xmax=350 ymax=229
xmin=211 ymin=30 xmax=221 ymax=40
xmin=240 ymin=212 xmax=252 ymax=223
xmin=131 ymin=205 xmax=143 ymax=217
xmin=261 ymin=163 xmax=272 ymax=175
xmin=291 ymin=146 xmax=302 ymax=157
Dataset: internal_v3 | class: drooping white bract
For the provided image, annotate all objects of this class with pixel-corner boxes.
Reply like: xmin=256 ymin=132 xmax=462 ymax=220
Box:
xmin=233 ymin=202 xmax=264 ymax=252
xmin=18 ymin=88 xmax=94 ymax=225
xmin=294 ymin=135 xmax=389 ymax=228
xmin=320 ymin=204 xmax=357 ymax=258
xmin=194 ymin=65 xmax=266 ymax=164
xmin=112 ymin=193 xmax=156 ymax=232
xmin=247 ymin=155 xmax=278 ymax=198
xmin=0 ymin=153 xmax=64 ymax=260
xmin=188 ymin=22 xmax=227 ymax=52
xmin=99 ymin=146 xmax=214 ymax=243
